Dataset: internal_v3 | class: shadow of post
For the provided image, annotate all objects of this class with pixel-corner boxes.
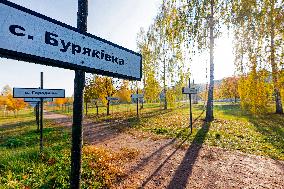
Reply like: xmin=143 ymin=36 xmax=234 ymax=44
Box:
xmin=125 ymin=138 xmax=177 ymax=177
xmin=166 ymin=122 xmax=210 ymax=189
xmin=139 ymin=122 xmax=210 ymax=188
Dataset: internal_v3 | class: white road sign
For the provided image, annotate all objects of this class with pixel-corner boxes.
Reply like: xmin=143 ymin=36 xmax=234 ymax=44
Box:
xmin=106 ymin=97 xmax=119 ymax=101
xmin=0 ymin=1 xmax=142 ymax=80
xmin=182 ymin=87 xmax=197 ymax=94
xmin=131 ymin=94 xmax=144 ymax=99
xmin=24 ymin=98 xmax=53 ymax=102
xmin=14 ymin=88 xmax=65 ymax=98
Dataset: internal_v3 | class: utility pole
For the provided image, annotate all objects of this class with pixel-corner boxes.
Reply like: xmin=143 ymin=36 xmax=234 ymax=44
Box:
xmin=70 ymin=0 xmax=87 ymax=188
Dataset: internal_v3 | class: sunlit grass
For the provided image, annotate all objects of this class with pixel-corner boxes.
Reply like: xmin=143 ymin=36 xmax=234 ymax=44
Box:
xmin=0 ymin=102 xmax=283 ymax=188
xmin=0 ymin=113 xmax=138 ymax=188
xmin=126 ymin=103 xmax=284 ymax=160
xmin=0 ymin=109 xmax=34 ymax=125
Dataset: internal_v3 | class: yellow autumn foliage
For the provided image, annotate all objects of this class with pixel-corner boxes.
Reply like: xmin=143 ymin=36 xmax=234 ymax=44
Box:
xmin=238 ymin=70 xmax=272 ymax=114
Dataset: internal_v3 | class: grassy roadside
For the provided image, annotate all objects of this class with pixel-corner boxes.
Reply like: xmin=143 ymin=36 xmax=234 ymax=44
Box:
xmin=0 ymin=112 xmax=137 ymax=188
xmin=49 ymin=103 xmax=162 ymax=117
xmin=0 ymin=109 xmax=34 ymax=125
xmin=53 ymin=102 xmax=284 ymax=160
xmin=126 ymin=103 xmax=284 ymax=160
xmin=0 ymin=103 xmax=283 ymax=188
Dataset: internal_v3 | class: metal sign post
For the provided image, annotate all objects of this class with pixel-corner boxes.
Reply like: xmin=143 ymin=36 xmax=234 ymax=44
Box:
xmin=136 ymin=85 xmax=139 ymax=118
xmin=36 ymin=103 xmax=39 ymax=131
xmin=131 ymin=93 xmax=143 ymax=118
xmin=106 ymin=97 xmax=119 ymax=115
xmin=13 ymin=80 xmax=65 ymax=151
xmin=30 ymin=101 xmax=39 ymax=131
xmin=1 ymin=1 xmax=142 ymax=188
xmin=40 ymin=72 xmax=44 ymax=152
xmin=70 ymin=1 xmax=87 ymax=188
xmin=189 ymin=78 xmax=193 ymax=134
xmin=182 ymin=79 xmax=198 ymax=134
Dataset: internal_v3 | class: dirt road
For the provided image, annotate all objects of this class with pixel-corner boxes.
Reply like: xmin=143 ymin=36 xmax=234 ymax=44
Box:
xmin=46 ymin=112 xmax=284 ymax=189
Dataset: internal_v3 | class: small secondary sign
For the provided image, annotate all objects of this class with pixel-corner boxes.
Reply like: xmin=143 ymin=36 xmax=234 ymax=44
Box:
xmin=0 ymin=1 xmax=142 ymax=80
xmin=182 ymin=87 xmax=197 ymax=94
xmin=106 ymin=97 xmax=119 ymax=101
xmin=28 ymin=102 xmax=38 ymax=107
xmin=14 ymin=88 xmax=65 ymax=98
xmin=131 ymin=94 xmax=143 ymax=99
xmin=24 ymin=98 xmax=53 ymax=102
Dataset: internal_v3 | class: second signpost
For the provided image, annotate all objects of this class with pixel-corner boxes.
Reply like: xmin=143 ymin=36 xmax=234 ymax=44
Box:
xmin=182 ymin=78 xmax=197 ymax=133
xmin=13 ymin=72 xmax=65 ymax=152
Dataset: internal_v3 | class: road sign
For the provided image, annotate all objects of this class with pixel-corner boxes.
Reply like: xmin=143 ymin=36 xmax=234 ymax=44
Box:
xmin=28 ymin=102 xmax=38 ymax=107
xmin=24 ymin=98 xmax=53 ymax=102
xmin=132 ymin=98 xmax=144 ymax=103
xmin=131 ymin=94 xmax=143 ymax=99
xmin=0 ymin=1 xmax=142 ymax=80
xmin=106 ymin=97 xmax=119 ymax=101
xmin=182 ymin=87 xmax=197 ymax=94
xmin=13 ymin=88 xmax=65 ymax=98
xmin=160 ymin=92 xmax=165 ymax=99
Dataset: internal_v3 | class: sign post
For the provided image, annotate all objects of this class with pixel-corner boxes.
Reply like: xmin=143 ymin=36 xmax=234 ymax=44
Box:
xmin=1 ymin=1 xmax=142 ymax=188
xmin=189 ymin=78 xmax=193 ymax=134
xmin=106 ymin=97 xmax=119 ymax=115
xmin=40 ymin=72 xmax=44 ymax=152
xmin=70 ymin=0 xmax=87 ymax=188
xmin=13 ymin=76 xmax=65 ymax=151
xmin=36 ymin=103 xmax=39 ymax=131
xmin=136 ymin=85 xmax=139 ymax=118
xmin=29 ymin=101 xmax=39 ymax=131
xmin=131 ymin=93 xmax=143 ymax=118
xmin=182 ymin=79 xmax=197 ymax=133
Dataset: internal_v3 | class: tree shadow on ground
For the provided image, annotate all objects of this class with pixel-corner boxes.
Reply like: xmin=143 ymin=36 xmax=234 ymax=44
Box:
xmin=166 ymin=122 xmax=210 ymax=189
xmin=137 ymin=122 xmax=210 ymax=188
xmin=248 ymin=114 xmax=284 ymax=158
xmin=212 ymin=104 xmax=248 ymax=118
xmin=87 ymin=108 xmax=172 ymax=121
xmin=125 ymin=138 xmax=177 ymax=177
xmin=83 ymin=109 xmax=172 ymax=144
xmin=0 ymin=120 xmax=37 ymax=132
xmin=117 ymin=108 xmax=172 ymax=129
xmin=205 ymin=104 xmax=283 ymax=160
xmin=0 ymin=120 xmax=68 ymax=149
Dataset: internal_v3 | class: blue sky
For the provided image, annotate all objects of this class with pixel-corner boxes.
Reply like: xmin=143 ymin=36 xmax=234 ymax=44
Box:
xmin=0 ymin=0 xmax=234 ymax=96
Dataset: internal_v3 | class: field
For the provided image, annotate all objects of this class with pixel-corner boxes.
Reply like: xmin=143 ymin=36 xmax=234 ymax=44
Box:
xmin=0 ymin=103 xmax=283 ymax=188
